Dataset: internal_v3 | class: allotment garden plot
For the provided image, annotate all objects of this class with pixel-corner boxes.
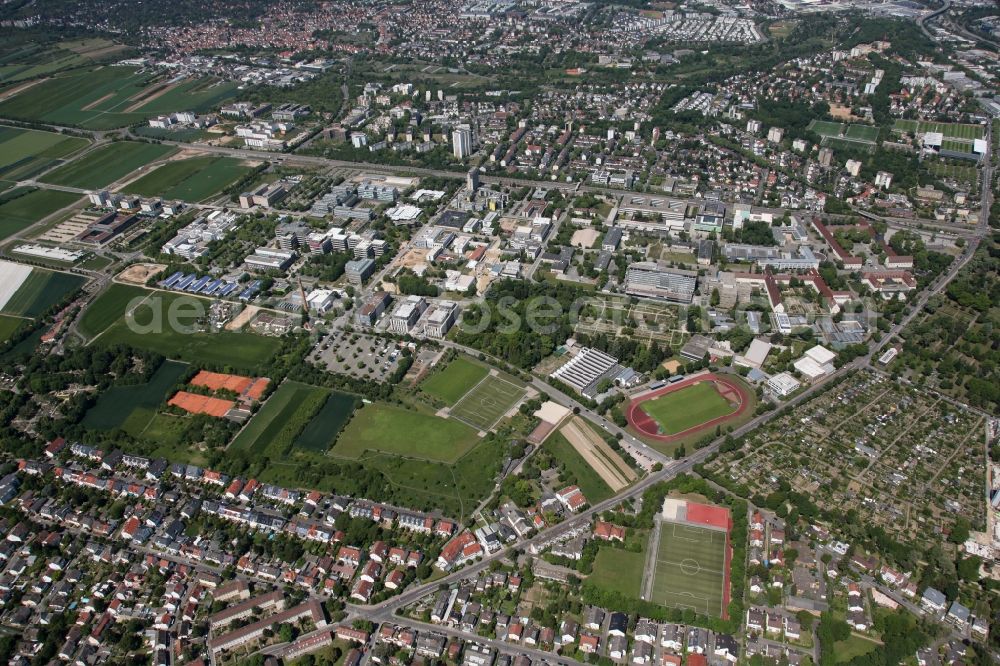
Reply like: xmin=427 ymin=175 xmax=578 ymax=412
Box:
xmin=575 ymin=296 xmax=685 ymax=347
xmin=807 ymin=120 xmax=879 ymax=151
xmin=705 ymin=371 xmax=986 ymax=549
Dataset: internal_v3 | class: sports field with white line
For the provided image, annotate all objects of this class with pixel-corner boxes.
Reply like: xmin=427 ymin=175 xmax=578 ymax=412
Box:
xmin=649 ymin=520 xmax=729 ymax=617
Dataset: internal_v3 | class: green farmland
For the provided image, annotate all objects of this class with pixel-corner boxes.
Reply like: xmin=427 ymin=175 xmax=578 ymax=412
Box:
xmin=230 ymin=381 xmax=330 ymax=458
xmin=83 ymin=284 xmax=281 ymax=369
xmin=333 ymin=402 xmax=480 ymax=463
xmin=421 ymin=356 xmax=489 ymax=405
xmin=123 ymin=155 xmax=254 ymax=202
xmin=1 ymin=269 xmax=85 ymax=318
xmin=0 ymin=66 xmax=238 ymax=130
xmin=0 ymin=188 xmax=81 ymax=240
xmin=83 ymin=359 xmax=189 ymax=431
xmin=40 ymin=141 xmax=176 ymax=189
xmin=295 ymin=391 xmax=361 ymax=452
xmin=0 ymin=315 xmax=24 ymax=343
xmin=543 ymin=431 xmax=614 ymax=504
xmin=0 ymin=126 xmax=90 ymax=181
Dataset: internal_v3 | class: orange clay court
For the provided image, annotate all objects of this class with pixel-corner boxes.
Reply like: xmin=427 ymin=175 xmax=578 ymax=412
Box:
xmin=168 ymin=391 xmax=235 ymax=417
xmin=189 ymin=370 xmax=270 ymax=401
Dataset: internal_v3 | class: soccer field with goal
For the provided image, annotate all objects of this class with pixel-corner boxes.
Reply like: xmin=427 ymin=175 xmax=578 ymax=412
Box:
xmin=649 ymin=520 xmax=729 ymax=617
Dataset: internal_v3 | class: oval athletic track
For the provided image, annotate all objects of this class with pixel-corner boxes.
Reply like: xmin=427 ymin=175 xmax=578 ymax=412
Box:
xmin=626 ymin=373 xmax=751 ymax=443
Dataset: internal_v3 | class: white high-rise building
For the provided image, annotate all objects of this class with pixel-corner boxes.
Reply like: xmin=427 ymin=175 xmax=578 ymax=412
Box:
xmin=452 ymin=125 xmax=473 ymax=159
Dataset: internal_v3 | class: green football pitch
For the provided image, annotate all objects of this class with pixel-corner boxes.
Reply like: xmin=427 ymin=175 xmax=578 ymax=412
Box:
xmin=450 ymin=374 xmax=526 ymax=431
xmin=649 ymin=520 xmax=728 ymax=618
xmin=639 ymin=381 xmax=737 ymax=436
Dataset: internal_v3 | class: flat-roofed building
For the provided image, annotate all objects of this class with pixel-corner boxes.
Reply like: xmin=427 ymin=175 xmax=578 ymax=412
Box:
xmin=389 ymin=296 xmax=428 ymax=334
xmin=624 ymin=263 xmax=697 ymax=303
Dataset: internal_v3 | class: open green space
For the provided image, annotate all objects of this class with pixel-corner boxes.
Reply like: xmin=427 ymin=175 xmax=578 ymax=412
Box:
xmin=834 ymin=634 xmax=880 ymax=663
xmin=82 ymin=284 xmax=281 ymax=369
xmin=40 ymin=141 xmax=175 ymax=189
xmin=586 ymin=546 xmax=646 ymax=601
xmin=543 ymin=431 xmax=614 ymax=504
xmin=639 ymin=381 xmax=737 ymax=436
xmin=333 ymin=402 xmax=480 ymax=463
xmin=123 ymin=155 xmax=254 ymax=202
xmin=230 ymin=381 xmax=329 ymax=457
xmin=0 ymin=315 xmax=24 ymax=343
xmin=0 ymin=126 xmax=90 ymax=181
xmin=0 ymin=66 xmax=238 ymax=130
xmin=0 ymin=39 xmax=126 ymax=84
xmin=294 ymin=391 xmax=361 ymax=452
xmin=649 ymin=520 xmax=728 ymax=617
xmin=450 ymin=375 xmax=525 ymax=431
xmin=0 ymin=188 xmax=81 ymax=240
xmin=421 ymin=356 xmax=489 ymax=405
xmin=82 ymin=360 xmax=188 ymax=431
xmin=2 ymin=269 xmax=85 ymax=318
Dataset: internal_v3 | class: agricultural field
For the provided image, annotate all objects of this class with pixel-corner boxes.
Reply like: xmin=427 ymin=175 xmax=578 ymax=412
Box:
xmin=647 ymin=520 xmax=729 ymax=617
xmin=0 ymin=39 xmax=126 ymax=83
xmin=82 ymin=360 xmax=189 ymax=432
xmin=543 ymin=431 xmax=615 ymax=504
xmin=892 ymin=119 xmax=985 ymax=140
xmin=0 ymin=188 xmax=82 ymax=240
xmin=333 ymin=402 xmax=481 ymax=463
xmin=295 ymin=391 xmax=361 ymax=452
xmin=1 ymin=269 xmax=85 ymax=318
xmin=82 ymin=284 xmax=281 ymax=369
xmin=558 ymin=416 xmax=636 ymax=493
xmin=123 ymin=156 xmax=254 ymax=202
xmin=421 ymin=356 xmax=489 ymax=405
xmin=0 ymin=315 xmax=24 ymax=343
xmin=78 ymin=283 xmax=147 ymax=340
xmin=636 ymin=381 xmax=738 ymax=436
xmin=0 ymin=66 xmax=237 ymax=130
xmin=449 ymin=374 xmax=526 ymax=431
xmin=0 ymin=126 xmax=90 ymax=181
xmin=229 ymin=381 xmax=329 ymax=457
xmin=40 ymin=141 xmax=175 ymax=190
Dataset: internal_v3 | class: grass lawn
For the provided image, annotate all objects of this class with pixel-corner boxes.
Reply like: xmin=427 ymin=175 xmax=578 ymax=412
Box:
xmin=543 ymin=431 xmax=613 ymax=504
xmin=0 ymin=188 xmax=81 ymax=240
xmin=421 ymin=356 xmax=489 ymax=405
xmin=834 ymin=634 xmax=880 ymax=663
xmin=650 ymin=520 xmax=728 ymax=617
xmin=585 ymin=546 xmax=645 ymax=601
xmin=0 ymin=314 xmax=24 ymax=342
xmin=40 ymin=141 xmax=175 ymax=189
xmin=2 ymin=269 xmax=85 ymax=318
xmin=82 ymin=360 xmax=188 ymax=431
xmin=640 ymin=381 xmax=737 ymax=436
xmin=450 ymin=374 xmax=525 ymax=431
xmin=0 ymin=126 xmax=90 ymax=181
xmin=294 ymin=391 xmax=360 ymax=452
xmin=230 ymin=381 xmax=329 ymax=457
xmin=83 ymin=284 xmax=281 ymax=369
xmin=123 ymin=155 xmax=254 ymax=202
xmin=333 ymin=402 xmax=480 ymax=463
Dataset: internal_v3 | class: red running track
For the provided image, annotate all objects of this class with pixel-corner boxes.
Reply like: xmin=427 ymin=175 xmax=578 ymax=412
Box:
xmin=625 ymin=373 xmax=751 ymax=443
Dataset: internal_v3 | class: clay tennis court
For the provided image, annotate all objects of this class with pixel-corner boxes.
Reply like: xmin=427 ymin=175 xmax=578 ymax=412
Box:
xmin=189 ymin=370 xmax=270 ymax=401
xmin=627 ymin=373 xmax=751 ymax=443
xmin=168 ymin=391 xmax=235 ymax=417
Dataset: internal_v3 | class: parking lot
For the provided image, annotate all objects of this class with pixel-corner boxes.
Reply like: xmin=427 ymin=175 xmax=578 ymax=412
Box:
xmin=313 ymin=330 xmax=404 ymax=382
